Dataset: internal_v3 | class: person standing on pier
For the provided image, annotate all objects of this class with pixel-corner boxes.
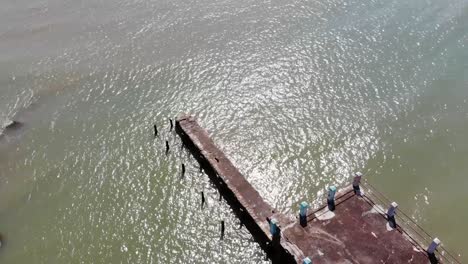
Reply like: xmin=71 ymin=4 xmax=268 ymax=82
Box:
xmin=353 ymin=172 xmax=363 ymax=196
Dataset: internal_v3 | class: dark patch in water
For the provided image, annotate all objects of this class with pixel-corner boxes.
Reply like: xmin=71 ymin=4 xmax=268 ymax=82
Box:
xmin=0 ymin=120 xmax=26 ymax=146
xmin=4 ymin=120 xmax=23 ymax=131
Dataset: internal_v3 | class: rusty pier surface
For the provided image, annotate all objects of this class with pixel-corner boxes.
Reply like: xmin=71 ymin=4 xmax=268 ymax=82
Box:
xmin=176 ymin=115 xmax=435 ymax=264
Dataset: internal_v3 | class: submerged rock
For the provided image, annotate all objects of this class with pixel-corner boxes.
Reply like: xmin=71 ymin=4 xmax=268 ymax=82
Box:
xmin=4 ymin=120 xmax=22 ymax=131
xmin=0 ymin=120 xmax=24 ymax=143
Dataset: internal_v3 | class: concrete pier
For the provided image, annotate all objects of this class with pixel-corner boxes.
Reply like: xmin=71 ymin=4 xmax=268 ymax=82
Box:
xmin=175 ymin=115 xmax=437 ymax=263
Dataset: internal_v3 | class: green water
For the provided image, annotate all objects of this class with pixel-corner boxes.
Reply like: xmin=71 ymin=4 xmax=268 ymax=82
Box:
xmin=0 ymin=0 xmax=466 ymax=262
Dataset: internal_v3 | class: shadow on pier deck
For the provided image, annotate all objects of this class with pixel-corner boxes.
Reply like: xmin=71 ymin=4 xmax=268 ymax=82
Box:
xmin=175 ymin=115 xmax=455 ymax=264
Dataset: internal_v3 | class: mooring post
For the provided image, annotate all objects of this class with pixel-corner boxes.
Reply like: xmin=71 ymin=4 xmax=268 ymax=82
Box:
xmin=303 ymin=257 xmax=312 ymax=264
xmin=299 ymin=201 xmax=309 ymax=227
xmin=327 ymin=186 xmax=337 ymax=211
xmin=427 ymin=238 xmax=441 ymax=264
xmin=387 ymin=202 xmax=398 ymax=229
xmin=353 ymin=172 xmax=362 ymax=196
xmin=269 ymin=218 xmax=279 ymax=237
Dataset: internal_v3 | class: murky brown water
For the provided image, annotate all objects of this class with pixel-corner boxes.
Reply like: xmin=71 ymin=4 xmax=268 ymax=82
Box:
xmin=0 ymin=0 xmax=467 ymax=262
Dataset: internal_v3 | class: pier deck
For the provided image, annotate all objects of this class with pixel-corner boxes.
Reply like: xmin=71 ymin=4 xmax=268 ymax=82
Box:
xmin=282 ymin=189 xmax=429 ymax=263
xmin=175 ymin=115 xmax=433 ymax=264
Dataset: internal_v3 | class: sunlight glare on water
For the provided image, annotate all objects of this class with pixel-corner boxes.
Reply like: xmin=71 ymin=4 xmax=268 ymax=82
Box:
xmin=0 ymin=0 xmax=467 ymax=262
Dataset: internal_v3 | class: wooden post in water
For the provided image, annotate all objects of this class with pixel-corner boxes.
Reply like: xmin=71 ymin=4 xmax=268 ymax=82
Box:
xmin=153 ymin=124 xmax=158 ymax=137
xmin=169 ymin=119 xmax=174 ymax=131
xmin=201 ymin=191 xmax=205 ymax=208
xmin=220 ymin=220 xmax=225 ymax=240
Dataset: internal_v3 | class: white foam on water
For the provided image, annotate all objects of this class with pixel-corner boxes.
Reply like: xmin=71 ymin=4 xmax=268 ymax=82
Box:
xmin=3 ymin=119 xmax=14 ymax=127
